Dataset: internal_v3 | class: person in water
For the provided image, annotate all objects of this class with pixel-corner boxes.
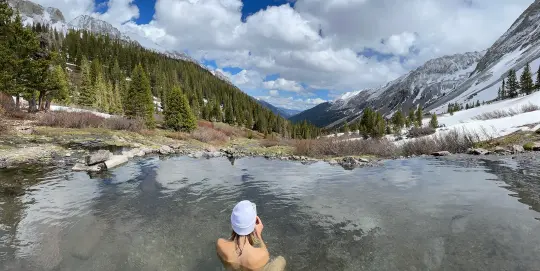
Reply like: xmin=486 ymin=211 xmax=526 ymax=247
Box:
xmin=216 ymin=200 xmax=286 ymax=271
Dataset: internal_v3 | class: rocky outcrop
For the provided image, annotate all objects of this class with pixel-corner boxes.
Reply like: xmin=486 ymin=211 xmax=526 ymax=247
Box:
xmin=511 ymin=145 xmax=525 ymax=153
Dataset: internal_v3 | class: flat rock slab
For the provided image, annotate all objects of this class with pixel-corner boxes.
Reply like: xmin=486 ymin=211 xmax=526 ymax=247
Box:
xmin=72 ymin=163 xmax=102 ymax=172
xmin=86 ymin=150 xmax=112 ymax=166
xmin=104 ymin=155 xmax=129 ymax=170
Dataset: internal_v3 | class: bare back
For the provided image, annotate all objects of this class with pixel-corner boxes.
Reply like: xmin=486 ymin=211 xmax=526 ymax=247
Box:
xmin=216 ymin=237 xmax=270 ymax=271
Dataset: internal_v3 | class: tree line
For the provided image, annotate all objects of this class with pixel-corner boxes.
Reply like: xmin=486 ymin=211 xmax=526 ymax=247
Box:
xmin=338 ymin=105 xmax=439 ymax=138
xmin=498 ymin=63 xmax=540 ymax=100
xmin=0 ymin=1 xmax=320 ymax=138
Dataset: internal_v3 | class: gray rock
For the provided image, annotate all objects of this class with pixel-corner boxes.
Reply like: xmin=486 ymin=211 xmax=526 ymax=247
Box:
xmin=169 ymin=143 xmax=183 ymax=149
xmin=358 ymin=158 xmax=370 ymax=163
xmin=338 ymin=156 xmax=369 ymax=169
xmin=103 ymin=155 xmax=129 ymax=170
xmin=204 ymin=151 xmax=222 ymax=158
xmin=189 ymin=151 xmax=204 ymax=158
xmin=327 ymin=159 xmax=338 ymax=165
xmin=159 ymin=145 xmax=173 ymax=155
xmin=467 ymin=148 xmax=490 ymax=155
xmin=72 ymin=163 xmax=102 ymax=172
xmin=65 ymin=152 xmax=72 ymax=157
xmin=493 ymin=146 xmax=510 ymax=154
xmin=85 ymin=150 xmax=112 ymax=166
xmin=511 ymin=145 xmax=525 ymax=153
xmin=431 ymin=151 xmax=451 ymax=157
xmin=532 ymin=142 xmax=540 ymax=151
xmin=122 ymin=150 xmax=135 ymax=159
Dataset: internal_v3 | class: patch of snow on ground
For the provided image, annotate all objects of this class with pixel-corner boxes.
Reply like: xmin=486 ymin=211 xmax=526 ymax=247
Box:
xmin=420 ymin=91 xmax=540 ymax=142
xmin=50 ymin=105 xmax=112 ymax=119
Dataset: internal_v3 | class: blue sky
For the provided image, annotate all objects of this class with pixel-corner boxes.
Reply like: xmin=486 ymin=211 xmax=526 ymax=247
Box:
xmin=67 ymin=0 xmax=534 ymax=111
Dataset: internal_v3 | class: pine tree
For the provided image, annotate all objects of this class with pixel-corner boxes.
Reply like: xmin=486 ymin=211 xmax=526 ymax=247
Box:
xmin=391 ymin=110 xmax=405 ymax=134
xmin=48 ymin=65 xmax=70 ymax=104
xmin=415 ymin=106 xmax=423 ymax=127
xmin=125 ymin=64 xmax=155 ymax=128
xmin=342 ymin=121 xmax=350 ymax=134
xmin=407 ymin=110 xmax=415 ymax=127
xmin=475 ymin=100 xmax=480 ymax=107
xmin=506 ymin=69 xmax=519 ymax=98
xmin=520 ymin=62 xmax=534 ymax=95
xmin=164 ymin=86 xmax=197 ymax=132
xmin=224 ymin=102 xmax=234 ymax=124
xmin=371 ymin=112 xmax=385 ymax=138
xmin=78 ymin=57 xmax=94 ymax=107
xmin=500 ymin=78 xmax=506 ymax=99
xmin=535 ymin=64 xmax=540 ymax=91
xmin=429 ymin=114 xmax=438 ymax=129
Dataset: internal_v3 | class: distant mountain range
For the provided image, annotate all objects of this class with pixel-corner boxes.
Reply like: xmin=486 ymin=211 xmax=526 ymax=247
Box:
xmin=292 ymin=0 xmax=540 ymax=128
xmin=257 ymin=100 xmax=301 ymax=118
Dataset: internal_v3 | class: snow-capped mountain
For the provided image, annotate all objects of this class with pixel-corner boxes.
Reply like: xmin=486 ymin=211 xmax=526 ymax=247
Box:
xmin=68 ymin=15 xmax=129 ymax=40
xmin=7 ymin=0 xmax=68 ymax=31
xmin=291 ymin=51 xmax=484 ymax=128
xmin=428 ymin=0 xmax=540 ymax=114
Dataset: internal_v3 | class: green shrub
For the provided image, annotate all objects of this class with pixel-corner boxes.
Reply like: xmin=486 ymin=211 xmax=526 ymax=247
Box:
xmin=523 ymin=142 xmax=535 ymax=151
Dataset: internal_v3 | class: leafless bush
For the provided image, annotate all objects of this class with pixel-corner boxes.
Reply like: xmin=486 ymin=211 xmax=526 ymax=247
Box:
xmin=38 ymin=111 xmax=105 ymax=128
xmin=401 ymin=129 xmax=477 ymax=156
xmin=520 ymin=103 xmax=540 ymax=113
xmin=38 ymin=112 xmax=144 ymax=131
xmin=408 ymin=127 xmax=436 ymax=138
xmin=293 ymin=138 xmax=398 ymax=158
xmin=473 ymin=103 xmax=540 ymax=120
xmin=191 ymin=126 xmax=229 ymax=143
xmin=214 ymin=122 xmax=245 ymax=138
xmin=104 ymin=117 xmax=145 ymax=132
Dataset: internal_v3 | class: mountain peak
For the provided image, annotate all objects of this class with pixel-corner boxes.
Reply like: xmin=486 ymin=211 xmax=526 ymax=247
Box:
xmin=68 ymin=15 xmax=123 ymax=39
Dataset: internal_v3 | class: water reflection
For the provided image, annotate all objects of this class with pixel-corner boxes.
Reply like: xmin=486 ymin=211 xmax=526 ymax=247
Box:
xmin=0 ymin=156 xmax=539 ymax=270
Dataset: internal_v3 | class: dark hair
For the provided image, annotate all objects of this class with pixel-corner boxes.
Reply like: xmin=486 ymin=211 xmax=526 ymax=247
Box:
xmin=230 ymin=230 xmax=258 ymax=256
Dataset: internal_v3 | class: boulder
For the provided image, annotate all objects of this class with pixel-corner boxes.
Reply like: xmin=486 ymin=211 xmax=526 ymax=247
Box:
xmin=159 ymin=145 xmax=173 ymax=155
xmin=85 ymin=150 xmax=112 ymax=166
xmin=431 ymin=151 xmax=451 ymax=157
xmin=122 ymin=150 xmax=135 ymax=159
xmin=189 ymin=151 xmax=204 ymax=158
xmin=204 ymin=151 xmax=222 ymax=158
xmin=103 ymin=155 xmax=129 ymax=170
xmin=533 ymin=142 xmax=540 ymax=151
xmin=205 ymin=146 xmax=217 ymax=152
xmin=169 ymin=143 xmax=183 ymax=149
xmin=338 ymin=157 xmax=368 ymax=169
xmin=72 ymin=163 xmax=102 ymax=172
xmin=467 ymin=148 xmax=490 ymax=155
xmin=493 ymin=146 xmax=510 ymax=154
xmin=511 ymin=145 xmax=525 ymax=153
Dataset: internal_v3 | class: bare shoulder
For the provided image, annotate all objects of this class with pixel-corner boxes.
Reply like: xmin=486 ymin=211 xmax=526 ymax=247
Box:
xmin=245 ymin=247 xmax=270 ymax=269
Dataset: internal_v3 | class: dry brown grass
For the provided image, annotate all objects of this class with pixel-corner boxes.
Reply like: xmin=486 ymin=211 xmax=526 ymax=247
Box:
xmin=213 ymin=122 xmax=246 ymax=138
xmin=104 ymin=117 xmax=145 ymax=132
xmin=190 ymin=126 xmax=229 ymax=144
xmin=163 ymin=130 xmax=190 ymax=141
xmin=293 ymin=138 xmax=398 ymax=158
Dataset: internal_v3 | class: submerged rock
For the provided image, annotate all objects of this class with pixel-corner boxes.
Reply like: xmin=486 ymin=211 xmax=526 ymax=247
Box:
xmin=431 ymin=151 xmax=451 ymax=157
xmin=85 ymin=150 xmax=112 ymax=166
xmin=467 ymin=148 xmax=491 ymax=155
xmin=72 ymin=163 xmax=103 ymax=172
